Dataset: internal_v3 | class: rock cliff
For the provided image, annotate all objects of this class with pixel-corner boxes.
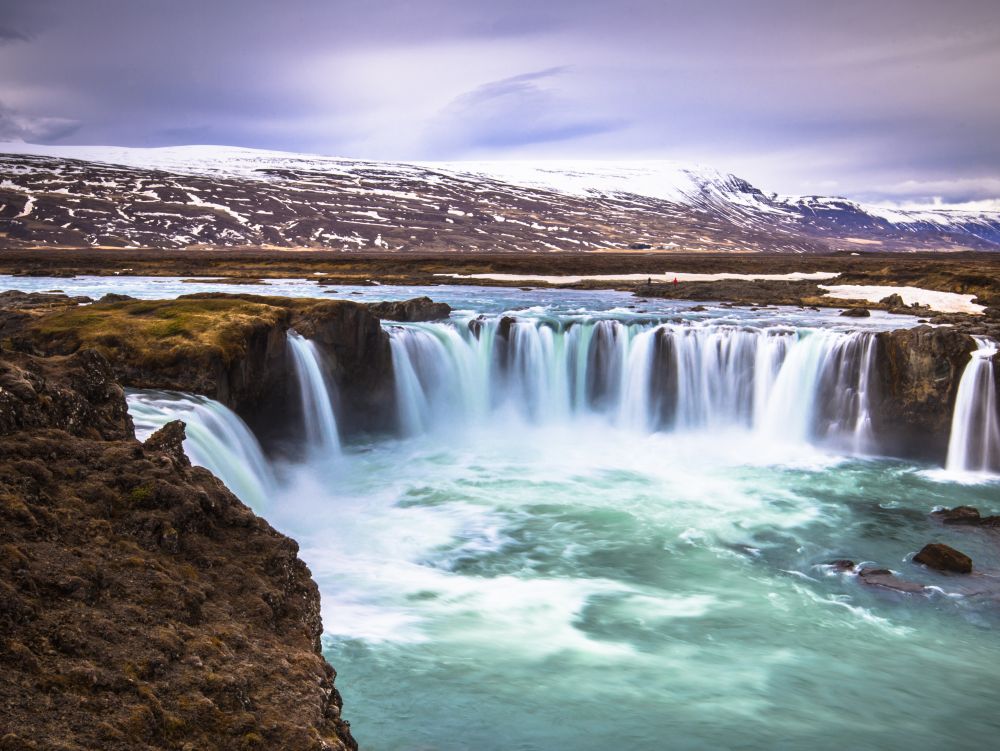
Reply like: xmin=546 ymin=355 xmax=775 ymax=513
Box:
xmin=0 ymin=348 xmax=357 ymax=750
xmin=872 ymin=326 xmax=979 ymax=460
xmin=4 ymin=292 xmax=401 ymax=437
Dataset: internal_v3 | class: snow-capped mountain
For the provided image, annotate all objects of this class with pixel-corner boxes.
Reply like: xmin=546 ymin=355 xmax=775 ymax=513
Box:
xmin=1 ymin=142 xmax=998 ymax=253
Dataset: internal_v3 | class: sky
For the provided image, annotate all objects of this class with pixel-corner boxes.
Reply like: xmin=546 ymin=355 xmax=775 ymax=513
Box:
xmin=1 ymin=0 xmax=999 ymax=207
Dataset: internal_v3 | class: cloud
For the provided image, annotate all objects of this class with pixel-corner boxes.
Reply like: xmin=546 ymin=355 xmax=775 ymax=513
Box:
xmin=423 ymin=68 xmax=625 ymax=156
xmin=858 ymin=177 xmax=1000 ymax=205
xmin=0 ymin=0 xmax=997 ymax=200
xmin=0 ymin=25 xmax=30 ymax=44
xmin=0 ymin=102 xmax=79 ymax=143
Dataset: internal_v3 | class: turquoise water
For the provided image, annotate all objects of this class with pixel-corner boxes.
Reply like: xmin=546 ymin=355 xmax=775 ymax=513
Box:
xmin=263 ymin=423 xmax=1000 ymax=751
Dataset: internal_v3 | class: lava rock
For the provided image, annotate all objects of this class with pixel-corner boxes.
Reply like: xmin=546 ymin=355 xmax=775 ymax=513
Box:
xmin=913 ymin=543 xmax=973 ymax=574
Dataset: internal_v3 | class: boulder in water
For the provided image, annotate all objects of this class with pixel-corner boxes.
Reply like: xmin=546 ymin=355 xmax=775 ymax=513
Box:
xmin=840 ymin=307 xmax=871 ymax=317
xmin=930 ymin=506 xmax=1000 ymax=528
xmin=498 ymin=315 xmax=516 ymax=340
xmin=828 ymin=559 xmax=857 ymax=571
xmin=913 ymin=543 xmax=973 ymax=574
xmin=931 ymin=506 xmax=982 ymax=525
xmin=858 ymin=567 xmax=927 ymax=594
xmin=367 ymin=297 xmax=451 ymax=322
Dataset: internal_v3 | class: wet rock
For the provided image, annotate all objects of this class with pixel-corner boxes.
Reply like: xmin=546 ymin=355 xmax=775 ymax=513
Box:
xmin=931 ymin=506 xmax=982 ymax=525
xmin=879 ymin=293 xmax=905 ymax=308
xmin=828 ymin=559 xmax=857 ymax=571
xmin=98 ymin=293 xmax=135 ymax=303
xmin=872 ymin=326 xmax=977 ymax=462
xmin=913 ymin=543 xmax=973 ymax=574
xmin=498 ymin=315 xmax=516 ymax=340
xmin=468 ymin=315 xmax=486 ymax=339
xmin=367 ymin=296 xmax=451 ymax=322
xmin=840 ymin=307 xmax=871 ymax=317
xmin=857 ymin=567 xmax=927 ymax=594
xmin=930 ymin=506 xmax=1000 ymax=528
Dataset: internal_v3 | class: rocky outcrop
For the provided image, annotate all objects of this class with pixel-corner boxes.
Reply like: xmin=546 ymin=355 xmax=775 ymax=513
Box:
xmin=367 ymin=296 xmax=451 ymax=322
xmin=4 ymin=292 xmax=398 ymax=438
xmin=0 ymin=349 xmax=356 ymax=750
xmin=872 ymin=326 xmax=978 ymax=461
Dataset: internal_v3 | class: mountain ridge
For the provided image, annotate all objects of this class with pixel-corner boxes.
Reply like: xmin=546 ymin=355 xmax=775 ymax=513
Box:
xmin=2 ymin=142 xmax=998 ymax=253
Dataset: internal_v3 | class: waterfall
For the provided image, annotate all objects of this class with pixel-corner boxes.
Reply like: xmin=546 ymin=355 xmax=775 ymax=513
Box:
xmin=946 ymin=338 xmax=1000 ymax=473
xmin=127 ymin=390 xmax=277 ymax=510
xmin=287 ymin=331 xmax=341 ymax=454
xmin=387 ymin=317 xmax=878 ymax=450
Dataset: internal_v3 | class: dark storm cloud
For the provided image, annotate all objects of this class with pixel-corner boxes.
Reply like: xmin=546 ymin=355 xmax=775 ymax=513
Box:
xmin=0 ymin=0 xmax=999 ymax=204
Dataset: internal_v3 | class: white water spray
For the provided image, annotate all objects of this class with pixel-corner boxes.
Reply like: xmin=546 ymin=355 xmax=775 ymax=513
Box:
xmin=288 ymin=331 xmax=341 ymax=454
xmin=946 ymin=338 xmax=1000 ymax=474
xmin=127 ymin=390 xmax=277 ymax=510
xmin=388 ymin=317 xmax=878 ymax=450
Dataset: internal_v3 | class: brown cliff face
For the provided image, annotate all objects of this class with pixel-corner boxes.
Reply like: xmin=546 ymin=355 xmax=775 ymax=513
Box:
xmin=5 ymin=292 xmax=402 ymax=437
xmin=872 ymin=326 xmax=978 ymax=461
xmin=0 ymin=349 xmax=357 ymax=751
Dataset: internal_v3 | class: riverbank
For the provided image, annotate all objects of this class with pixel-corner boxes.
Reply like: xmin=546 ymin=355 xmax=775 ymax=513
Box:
xmin=3 ymin=249 xmax=998 ymax=321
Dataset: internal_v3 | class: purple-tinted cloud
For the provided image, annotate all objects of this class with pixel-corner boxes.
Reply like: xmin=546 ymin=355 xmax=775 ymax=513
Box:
xmin=0 ymin=0 xmax=998 ymax=204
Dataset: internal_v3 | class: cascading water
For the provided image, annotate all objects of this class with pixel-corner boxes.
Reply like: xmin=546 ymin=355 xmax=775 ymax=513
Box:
xmin=387 ymin=316 xmax=878 ymax=451
xmin=127 ymin=390 xmax=277 ymax=510
xmin=946 ymin=338 xmax=1000 ymax=474
xmin=287 ymin=331 xmax=341 ymax=454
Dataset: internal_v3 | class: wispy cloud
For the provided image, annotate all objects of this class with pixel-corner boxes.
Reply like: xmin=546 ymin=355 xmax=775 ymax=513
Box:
xmin=424 ymin=68 xmax=625 ymax=156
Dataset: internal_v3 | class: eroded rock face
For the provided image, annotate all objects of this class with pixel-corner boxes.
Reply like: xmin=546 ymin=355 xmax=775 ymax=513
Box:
xmin=4 ymin=292 xmax=398 ymax=440
xmin=0 ymin=350 xmax=357 ymax=751
xmin=872 ymin=326 xmax=977 ymax=461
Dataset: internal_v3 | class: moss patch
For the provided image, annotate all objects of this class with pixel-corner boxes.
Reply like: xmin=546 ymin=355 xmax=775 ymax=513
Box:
xmin=28 ymin=297 xmax=291 ymax=366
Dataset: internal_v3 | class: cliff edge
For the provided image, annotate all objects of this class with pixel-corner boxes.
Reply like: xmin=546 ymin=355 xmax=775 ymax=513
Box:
xmin=0 ymin=348 xmax=357 ymax=750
